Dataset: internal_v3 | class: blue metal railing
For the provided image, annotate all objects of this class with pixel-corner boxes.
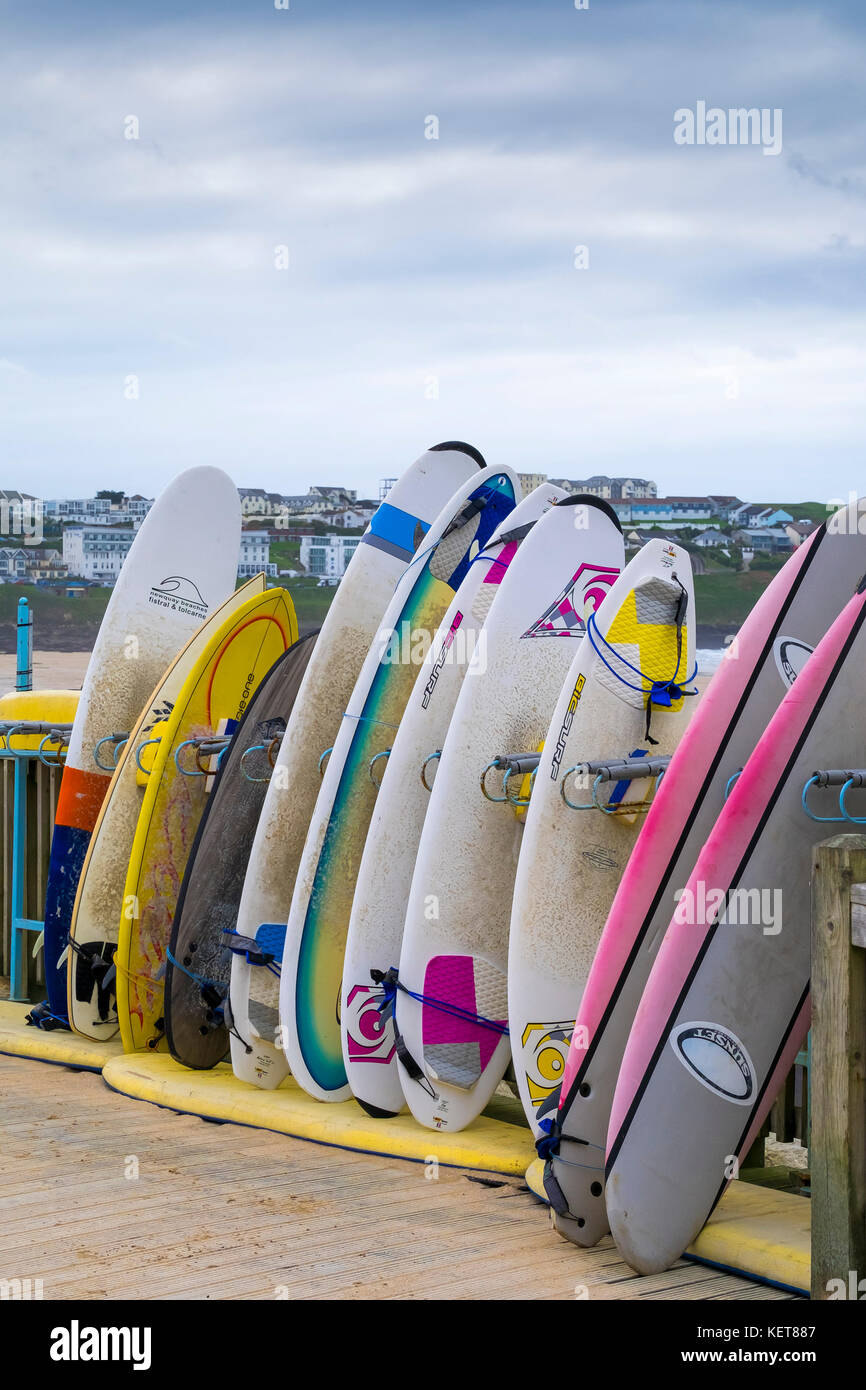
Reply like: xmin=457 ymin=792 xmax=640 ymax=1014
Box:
xmin=0 ymin=721 xmax=71 ymax=1001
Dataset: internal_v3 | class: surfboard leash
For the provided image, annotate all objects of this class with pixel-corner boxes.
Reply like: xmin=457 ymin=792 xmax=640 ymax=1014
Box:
xmin=369 ymin=965 xmax=509 ymax=1100
xmin=585 ymin=575 xmax=698 ymax=745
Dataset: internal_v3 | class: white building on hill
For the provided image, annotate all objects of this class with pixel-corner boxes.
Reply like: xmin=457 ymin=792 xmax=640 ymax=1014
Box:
xmin=551 ymin=475 xmax=657 ymax=500
xmin=300 ymin=534 xmax=361 ymax=581
xmin=63 ymin=526 xmax=136 ymax=581
xmin=239 ymin=531 xmax=277 ymax=577
xmin=517 ymin=472 xmax=548 ymax=496
xmin=46 ymin=497 xmax=113 ymax=524
xmin=63 ymin=525 xmax=275 ymax=583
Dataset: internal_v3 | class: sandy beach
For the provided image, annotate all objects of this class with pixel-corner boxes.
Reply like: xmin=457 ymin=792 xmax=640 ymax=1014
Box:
xmin=0 ymin=650 xmax=91 ymax=693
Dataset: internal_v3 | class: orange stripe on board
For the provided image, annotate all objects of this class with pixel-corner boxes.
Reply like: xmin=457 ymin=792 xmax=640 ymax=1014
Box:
xmin=55 ymin=765 xmax=112 ymax=831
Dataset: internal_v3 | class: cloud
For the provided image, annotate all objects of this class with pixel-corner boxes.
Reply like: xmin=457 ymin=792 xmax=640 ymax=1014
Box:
xmin=2 ymin=1 xmax=866 ymax=500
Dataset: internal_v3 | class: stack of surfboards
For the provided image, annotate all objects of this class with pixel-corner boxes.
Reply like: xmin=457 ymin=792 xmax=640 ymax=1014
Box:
xmin=546 ymin=496 xmax=866 ymax=1272
xmin=38 ymin=446 xmax=866 ymax=1282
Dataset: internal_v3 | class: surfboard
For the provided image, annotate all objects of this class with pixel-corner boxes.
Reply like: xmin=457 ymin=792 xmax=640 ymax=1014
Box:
xmin=0 ymin=689 xmax=80 ymax=741
xmin=395 ymin=496 xmax=625 ymax=1132
xmin=67 ymin=576 xmax=267 ymax=1041
xmin=280 ymin=465 xmax=521 ymax=1101
xmin=546 ymin=497 xmax=866 ymax=1248
xmin=229 ymin=443 xmax=490 ymax=1089
xmin=508 ymin=539 xmax=696 ymax=1139
xmin=165 ymin=632 xmax=317 ymax=1069
xmin=606 ymin=574 xmax=866 ymax=1274
xmin=341 ymin=483 xmax=567 ymax=1116
xmin=34 ymin=467 xmax=240 ymax=1028
xmin=116 ymin=584 xmax=296 ymax=1053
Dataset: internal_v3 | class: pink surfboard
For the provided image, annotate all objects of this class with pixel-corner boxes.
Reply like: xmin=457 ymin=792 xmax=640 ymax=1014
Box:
xmin=606 ymin=579 xmax=866 ymax=1273
xmin=545 ymin=499 xmax=866 ymax=1247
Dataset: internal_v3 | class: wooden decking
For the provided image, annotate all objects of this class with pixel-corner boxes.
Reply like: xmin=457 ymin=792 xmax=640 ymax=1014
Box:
xmin=0 ymin=1052 xmax=795 ymax=1300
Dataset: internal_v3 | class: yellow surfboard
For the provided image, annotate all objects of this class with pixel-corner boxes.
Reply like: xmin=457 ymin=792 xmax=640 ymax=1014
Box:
xmin=0 ymin=690 xmax=80 ymax=751
xmin=116 ymin=584 xmax=296 ymax=1053
xmin=67 ymin=576 xmax=267 ymax=1041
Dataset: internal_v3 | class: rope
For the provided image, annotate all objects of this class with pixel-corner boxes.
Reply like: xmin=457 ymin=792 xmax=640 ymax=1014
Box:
xmin=585 ymin=577 xmax=697 ymax=744
xmin=371 ymin=966 xmax=509 ymax=1038
xmin=585 ymin=611 xmax=695 ymax=697
xmin=341 ymin=712 xmax=401 ymax=733
xmin=228 ymin=1019 xmax=253 ymax=1054
xmin=221 ymin=928 xmax=281 ymax=978
xmin=467 ymin=551 xmax=509 ymax=573
xmin=111 ymin=954 xmax=165 ymax=995
xmin=535 ymin=1121 xmax=604 ymax=1164
xmin=165 ymin=946 xmax=226 ymax=994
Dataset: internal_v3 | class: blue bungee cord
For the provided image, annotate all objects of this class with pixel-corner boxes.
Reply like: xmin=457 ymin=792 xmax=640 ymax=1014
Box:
xmin=371 ymin=966 xmax=509 ymax=1038
xmin=220 ymin=928 xmax=282 ymax=979
xmin=585 ymin=587 xmax=698 ymax=744
xmin=165 ymin=946 xmax=227 ymax=994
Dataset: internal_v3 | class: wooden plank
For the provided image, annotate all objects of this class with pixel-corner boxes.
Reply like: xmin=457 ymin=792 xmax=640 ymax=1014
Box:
xmin=769 ymin=1071 xmax=796 ymax=1145
xmin=852 ymin=882 xmax=866 ymax=949
xmin=0 ymin=1053 xmax=787 ymax=1301
xmin=810 ymin=835 xmax=866 ymax=1300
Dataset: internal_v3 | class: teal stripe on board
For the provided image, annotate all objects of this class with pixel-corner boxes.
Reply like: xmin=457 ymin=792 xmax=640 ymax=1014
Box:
xmin=294 ymin=474 xmax=518 ymax=1092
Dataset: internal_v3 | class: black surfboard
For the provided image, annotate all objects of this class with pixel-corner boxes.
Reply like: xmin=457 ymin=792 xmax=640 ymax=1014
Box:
xmin=165 ymin=631 xmax=318 ymax=1068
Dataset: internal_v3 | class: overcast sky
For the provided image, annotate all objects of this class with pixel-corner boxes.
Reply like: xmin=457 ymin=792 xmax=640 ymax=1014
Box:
xmin=3 ymin=0 xmax=865 ymax=503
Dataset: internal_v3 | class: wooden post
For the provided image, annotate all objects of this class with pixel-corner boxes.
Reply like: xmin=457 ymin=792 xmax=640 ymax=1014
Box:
xmin=811 ymin=834 xmax=866 ymax=1300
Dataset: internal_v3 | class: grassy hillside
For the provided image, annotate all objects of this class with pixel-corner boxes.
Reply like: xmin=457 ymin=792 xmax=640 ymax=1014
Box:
xmin=693 ymin=556 xmax=787 ymax=631
xmin=0 ymin=537 xmax=811 ymax=655
xmin=272 ymin=577 xmax=336 ymax=633
xmin=782 ymin=501 xmax=826 ymax=523
xmin=0 ymin=584 xmax=111 ymax=651
xmin=269 ymin=539 xmax=304 ymax=572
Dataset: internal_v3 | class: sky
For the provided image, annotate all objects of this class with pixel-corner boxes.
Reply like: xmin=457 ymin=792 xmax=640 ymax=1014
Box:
xmin=2 ymin=0 xmax=865 ymax=504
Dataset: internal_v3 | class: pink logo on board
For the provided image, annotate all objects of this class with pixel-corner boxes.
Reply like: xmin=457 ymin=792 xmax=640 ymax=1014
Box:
xmin=522 ymin=563 xmax=619 ymax=639
xmin=344 ymin=984 xmax=396 ymax=1065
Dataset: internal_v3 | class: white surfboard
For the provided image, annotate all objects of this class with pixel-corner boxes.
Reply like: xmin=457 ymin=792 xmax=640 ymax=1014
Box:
xmin=341 ymin=483 xmax=567 ymax=1115
xmin=229 ymin=444 xmax=491 ymax=1088
xmin=508 ymin=539 xmax=696 ymax=1137
xmin=38 ymin=467 xmax=240 ymax=1026
xmin=279 ymin=466 xmax=522 ymax=1101
xmin=395 ymin=497 xmax=625 ymax=1132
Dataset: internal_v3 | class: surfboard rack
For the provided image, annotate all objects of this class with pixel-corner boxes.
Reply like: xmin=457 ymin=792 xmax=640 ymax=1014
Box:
xmin=174 ymin=735 xmax=232 ymax=777
xmin=0 ymin=721 xmax=72 ymax=769
xmin=93 ymin=732 xmax=130 ymax=771
xmin=420 ymin=750 xmax=441 ymax=790
xmin=239 ymin=738 xmax=282 ymax=782
xmin=481 ymin=752 xmax=541 ymax=803
xmin=560 ymin=755 xmax=670 ymax=812
xmin=36 ymin=732 xmax=70 ymax=768
xmin=724 ymin=768 xmax=743 ymax=800
xmin=503 ymin=765 xmax=537 ymax=808
xmin=368 ymin=749 xmax=391 ymax=788
xmin=0 ymin=721 xmax=74 ymax=1000
xmin=136 ymin=737 xmax=162 ymax=774
xmin=0 ymin=720 xmax=72 ymax=749
xmin=802 ymin=769 xmax=866 ymax=824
